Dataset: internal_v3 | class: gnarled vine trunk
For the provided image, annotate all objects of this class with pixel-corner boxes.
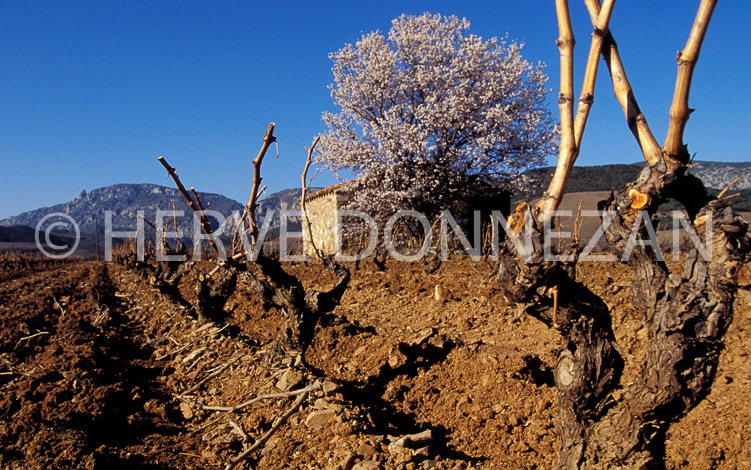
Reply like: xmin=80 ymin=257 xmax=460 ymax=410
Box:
xmin=497 ymin=1 xmax=749 ymax=468
xmin=241 ymin=255 xmax=350 ymax=364
xmin=157 ymin=124 xmax=351 ymax=368
xmin=499 ymin=160 xmax=749 ymax=469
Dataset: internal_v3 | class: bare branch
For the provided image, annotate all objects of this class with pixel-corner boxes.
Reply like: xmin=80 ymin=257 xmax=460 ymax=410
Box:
xmin=200 ymin=380 xmax=321 ymax=413
xmin=583 ymin=1 xmax=663 ymax=166
xmin=556 ymin=0 xmax=576 ymax=151
xmin=240 ymin=123 xmax=277 ymax=247
xmin=539 ymin=0 xmax=575 ymax=214
xmin=52 ymin=295 xmax=66 ymax=316
xmin=664 ymin=0 xmax=717 ymax=161
xmin=155 ymin=324 xmax=229 ymax=361
xmin=718 ymin=176 xmax=742 ymax=199
xmin=158 ymin=156 xmax=197 ymax=210
xmin=177 ymin=354 xmax=244 ymax=396
xmin=158 ymin=156 xmax=219 ymax=255
xmin=540 ymin=0 xmax=614 ymax=214
xmin=190 ymin=187 xmax=206 ymax=212
xmin=15 ymin=331 xmax=49 ymax=348
xmin=300 ymin=137 xmax=322 ymax=260
xmin=574 ymin=0 xmax=615 ymax=146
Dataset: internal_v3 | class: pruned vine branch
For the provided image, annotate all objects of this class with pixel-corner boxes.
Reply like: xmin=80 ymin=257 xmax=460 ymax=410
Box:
xmin=246 ymin=122 xmax=277 ymax=245
xmin=201 ymin=380 xmax=321 ymax=413
xmin=158 ymin=156 xmax=219 ymax=256
xmin=540 ymin=0 xmax=615 ymax=215
xmin=665 ymin=0 xmax=717 ymax=161
xmin=583 ymin=1 xmax=663 ymax=166
xmin=575 ymin=0 xmax=615 ymax=146
xmin=300 ymin=136 xmax=323 ymax=260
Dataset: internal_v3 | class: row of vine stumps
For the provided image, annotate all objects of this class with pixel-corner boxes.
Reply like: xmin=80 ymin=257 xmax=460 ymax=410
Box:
xmin=107 ymin=238 xmax=491 ymax=470
xmin=1 ymin=239 xmax=750 ymax=469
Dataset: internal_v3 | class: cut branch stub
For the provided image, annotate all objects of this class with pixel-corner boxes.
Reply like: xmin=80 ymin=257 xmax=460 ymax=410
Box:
xmin=509 ymin=201 xmax=529 ymax=235
xmin=627 ymin=188 xmax=650 ymax=210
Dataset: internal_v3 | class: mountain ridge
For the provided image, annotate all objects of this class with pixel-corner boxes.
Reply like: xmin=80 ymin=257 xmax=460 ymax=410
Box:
xmin=0 ymin=184 xmax=321 ymax=250
xmin=2 ymin=161 xmax=750 ymax=238
xmin=1 ymin=184 xmax=245 ymax=236
xmin=512 ymin=161 xmax=751 ymax=210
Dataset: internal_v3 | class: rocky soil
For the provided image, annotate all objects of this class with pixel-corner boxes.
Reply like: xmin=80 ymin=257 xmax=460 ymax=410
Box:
xmin=0 ymin=253 xmax=749 ymax=469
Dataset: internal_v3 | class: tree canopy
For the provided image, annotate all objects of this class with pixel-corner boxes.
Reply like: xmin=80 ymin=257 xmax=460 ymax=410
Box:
xmin=316 ymin=12 xmax=558 ymax=221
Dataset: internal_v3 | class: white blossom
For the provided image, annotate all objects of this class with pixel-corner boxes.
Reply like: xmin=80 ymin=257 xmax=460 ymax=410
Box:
xmin=316 ymin=13 xmax=558 ymax=221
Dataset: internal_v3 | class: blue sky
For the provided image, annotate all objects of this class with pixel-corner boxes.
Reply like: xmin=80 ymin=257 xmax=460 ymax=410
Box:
xmin=1 ymin=1 xmax=749 ymax=220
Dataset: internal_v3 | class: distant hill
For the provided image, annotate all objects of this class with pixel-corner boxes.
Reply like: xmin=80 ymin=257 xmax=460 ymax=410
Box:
xmin=512 ymin=164 xmax=643 ymax=202
xmin=0 ymin=184 xmax=245 ymax=236
xmin=0 ymin=184 xmax=326 ymax=257
xmin=255 ymin=187 xmax=323 ymax=234
xmin=512 ymin=161 xmax=751 ymax=211
xmin=0 ymin=224 xmax=68 ymax=245
xmin=689 ymin=161 xmax=751 ymax=190
xmin=3 ymin=160 xmax=749 ymax=252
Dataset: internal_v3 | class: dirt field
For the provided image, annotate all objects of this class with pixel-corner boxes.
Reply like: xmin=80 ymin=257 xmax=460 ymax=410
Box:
xmin=1 ymin=253 xmax=750 ymax=469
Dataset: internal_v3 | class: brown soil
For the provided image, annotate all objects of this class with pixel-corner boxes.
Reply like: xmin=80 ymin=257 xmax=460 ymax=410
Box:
xmin=1 ymin=254 xmax=749 ymax=469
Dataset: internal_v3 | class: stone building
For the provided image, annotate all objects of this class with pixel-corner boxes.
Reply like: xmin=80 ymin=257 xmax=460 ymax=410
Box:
xmin=300 ymin=183 xmax=348 ymax=257
xmin=300 ymin=182 xmax=510 ymax=258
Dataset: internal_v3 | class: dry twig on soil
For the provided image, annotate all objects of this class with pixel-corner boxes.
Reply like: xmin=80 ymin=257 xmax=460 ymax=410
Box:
xmin=201 ymin=380 xmax=321 ymax=413
xmin=156 ymin=324 xmax=229 ymax=361
xmin=223 ymin=381 xmax=321 ymax=470
xmin=177 ymin=354 xmax=244 ymax=396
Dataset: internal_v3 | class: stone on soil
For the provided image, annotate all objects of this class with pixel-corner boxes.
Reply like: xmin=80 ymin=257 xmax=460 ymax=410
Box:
xmin=306 ymin=408 xmax=337 ymax=429
xmin=276 ymin=368 xmax=303 ymax=391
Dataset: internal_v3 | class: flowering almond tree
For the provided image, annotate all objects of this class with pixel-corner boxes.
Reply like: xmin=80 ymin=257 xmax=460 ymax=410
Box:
xmin=316 ymin=13 xmax=558 ymax=221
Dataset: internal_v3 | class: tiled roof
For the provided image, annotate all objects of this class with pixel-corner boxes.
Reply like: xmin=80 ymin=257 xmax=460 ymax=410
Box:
xmin=301 ymin=182 xmax=346 ymax=203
